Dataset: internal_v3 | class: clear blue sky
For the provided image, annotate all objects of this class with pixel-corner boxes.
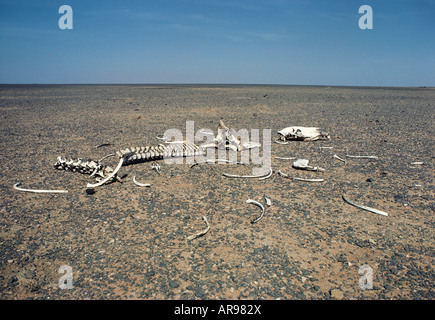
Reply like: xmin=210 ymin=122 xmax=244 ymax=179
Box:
xmin=0 ymin=0 xmax=434 ymax=86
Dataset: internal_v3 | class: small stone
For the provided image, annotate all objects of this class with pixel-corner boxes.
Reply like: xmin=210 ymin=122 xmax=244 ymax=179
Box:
xmin=86 ymin=188 xmax=95 ymax=195
xmin=330 ymin=289 xmax=344 ymax=300
xmin=169 ymin=280 xmax=179 ymax=289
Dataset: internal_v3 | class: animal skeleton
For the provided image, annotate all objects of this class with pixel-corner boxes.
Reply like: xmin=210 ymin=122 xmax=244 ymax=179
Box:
xmin=54 ymin=120 xmax=262 ymax=188
xmin=276 ymin=126 xmax=330 ymax=142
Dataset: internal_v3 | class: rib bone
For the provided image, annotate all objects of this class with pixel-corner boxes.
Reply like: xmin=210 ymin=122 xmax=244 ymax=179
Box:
xmin=342 ymin=195 xmax=388 ymax=217
xmin=187 ymin=216 xmax=210 ymax=240
xmin=246 ymin=199 xmax=265 ymax=224
xmin=13 ymin=182 xmax=68 ymax=194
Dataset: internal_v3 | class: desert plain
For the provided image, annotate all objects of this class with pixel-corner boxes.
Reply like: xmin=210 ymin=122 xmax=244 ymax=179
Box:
xmin=0 ymin=84 xmax=433 ymax=300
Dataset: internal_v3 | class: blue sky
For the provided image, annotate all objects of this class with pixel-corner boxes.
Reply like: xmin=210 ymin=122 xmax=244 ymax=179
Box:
xmin=0 ymin=0 xmax=434 ymax=86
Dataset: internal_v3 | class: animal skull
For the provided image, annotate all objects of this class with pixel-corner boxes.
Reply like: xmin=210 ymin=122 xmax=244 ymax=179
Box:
xmin=277 ymin=126 xmax=330 ymax=142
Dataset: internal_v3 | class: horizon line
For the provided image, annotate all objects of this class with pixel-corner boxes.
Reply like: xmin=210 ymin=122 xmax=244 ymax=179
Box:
xmin=0 ymin=83 xmax=433 ymax=89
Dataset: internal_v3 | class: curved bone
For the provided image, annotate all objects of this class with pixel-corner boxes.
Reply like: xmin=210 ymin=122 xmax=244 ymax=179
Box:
xmin=86 ymin=158 xmax=123 ymax=188
xmin=187 ymin=216 xmax=210 ymax=240
xmin=246 ymin=199 xmax=265 ymax=224
xmin=333 ymin=154 xmax=346 ymax=163
xmin=258 ymin=168 xmax=273 ymax=180
xmin=132 ymin=176 xmax=151 ymax=187
xmin=13 ymin=182 xmax=68 ymax=194
xmin=264 ymin=195 xmax=271 ymax=207
xmin=342 ymin=195 xmax=388 ymax=217
xmin=222 ymin=167 xmax=272 ymax=179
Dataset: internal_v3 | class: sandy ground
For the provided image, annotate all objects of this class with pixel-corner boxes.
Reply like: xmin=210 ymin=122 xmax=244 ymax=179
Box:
xmin=0 ymin=84 xmax=433 ymax=300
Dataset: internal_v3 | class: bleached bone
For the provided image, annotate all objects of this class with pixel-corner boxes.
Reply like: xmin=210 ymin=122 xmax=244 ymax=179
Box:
xmin=222 ymin=167 xmax=272 ymax=179
xmin=151 ymin=162 xmax=161 ymax=174
xmin=333 ymin=154 xmax=346 ymax=163
xmin=86 ymin=158 xmax=124 ymax=188
xmin=346 ymin=154 xmax=378 ymax=159
xmin=277 ymin=126 xmax=330 ymax=142
xmin=342 ymin=195 xmax=388 ymax=217
xmin=246 ymin=199 xmax=265 ymax=224
xmin=13 ymin=182 xmax=68 ymax=194
xmin=187 ymin=216 xmax=210 ymax=240
xmin=54 ymin=156 xmax=114 ymax=178
xmin=292 ymin=177 xmax=324 ymax=182
xmin=292 ymin=159 xmax=325 ymax=172
xmin=95 ymin=143 xmax=112 ymax=149
xmin=132 ymin=176 xmax=151 ymax=187
xmin=410 ymin=161 xmax=423 ymax=165
xmin=200 ymin=120 xmax=261 ymax=151
xmin=258 ymin=168 xmax=273 ymax=180
xmin=264 ymin=195 xmax=271 ymax=207
xmin=275 ymin=156 xmax=296 ymax=160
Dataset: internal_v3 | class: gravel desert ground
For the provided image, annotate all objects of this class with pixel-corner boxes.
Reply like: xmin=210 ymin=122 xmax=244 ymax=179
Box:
xmin=0 ymin=84 xmax=433 ymax=300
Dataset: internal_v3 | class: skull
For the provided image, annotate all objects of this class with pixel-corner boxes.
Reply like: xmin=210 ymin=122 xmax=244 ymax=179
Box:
xmin=277 ymin=126 xmax=330 ymax=142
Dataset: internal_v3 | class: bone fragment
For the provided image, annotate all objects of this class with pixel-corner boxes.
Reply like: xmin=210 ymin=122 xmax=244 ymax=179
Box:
xmin=95 ymin=143 xmax=112 ymax=149
xmin=151 ymin=162 xmax=161 ymax=174
xmin=333 ymin=154 xmax=346 ymax=163
xmin=410 ymin=161 xmax=423 ymax=165
xmin=132 ymin=176 xmax=151 ymax=187
xmin=86 ymin=158 xmax=123 ymax=188
xmin=278 ymin=170 xmax=289 ymax=177
xmin=346 ymin=154 xmax=378 ymax=159
xmin=258 ymin=168 xmax=273 ymax=180
xmin=187 ymin=216 xmax=210 ymax=240
xmin=319 ymin=146 xmax=334 ymax=149
xmin=222 ymin=167 xmax=272 ymax=179
xmin=342 ymin=195 xmax=388 ymax=217
xmin=274 ymin=140 xmax=290 ymax=145
xmin=246 ymin=199 xmax=266 ymax=224
xmin=13 ymin=182 xmax=68 ymax=194
xmin=292 ymin=177 xmax=324 ymax=182
xmin=292 ymin=159 xmax=325 ymax=172
xmin=264 ymin=195 xmax=271 ymax=207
